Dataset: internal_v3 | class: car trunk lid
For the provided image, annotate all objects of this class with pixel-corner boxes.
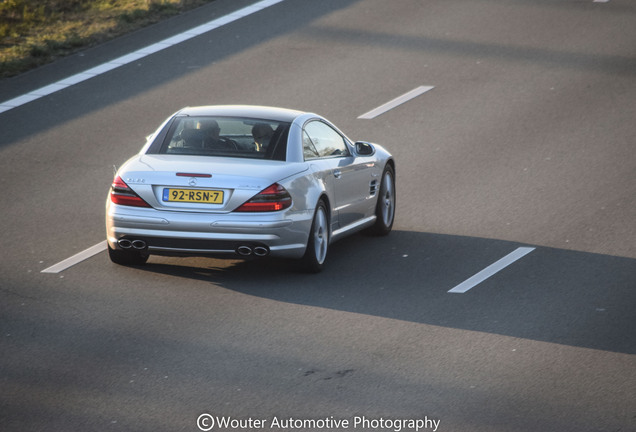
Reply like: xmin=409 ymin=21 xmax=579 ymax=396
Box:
xmin=120 ymin=155 xmax=307 ymax=212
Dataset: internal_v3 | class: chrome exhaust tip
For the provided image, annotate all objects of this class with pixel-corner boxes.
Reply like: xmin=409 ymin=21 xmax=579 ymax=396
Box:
xmin=236 ymin=246 xmax=252 ymax=256
xmin=253 ymin=246 xmax=269 ymax=257
xmin=131 ymin=240 xmax=147 ymax=250
xmin=118 ymin=239 xmax=132 ymax=249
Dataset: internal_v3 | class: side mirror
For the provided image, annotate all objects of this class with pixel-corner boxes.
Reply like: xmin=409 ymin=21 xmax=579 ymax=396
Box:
xmin=354 ymin=141 xmax=375 ymax=156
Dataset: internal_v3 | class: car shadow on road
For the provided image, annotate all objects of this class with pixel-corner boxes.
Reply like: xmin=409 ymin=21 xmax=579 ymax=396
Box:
xmin=137 ymin=230 xmax=636 ymax=354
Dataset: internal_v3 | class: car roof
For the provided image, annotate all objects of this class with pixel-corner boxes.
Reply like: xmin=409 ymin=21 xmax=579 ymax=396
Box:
xmin=176 ymin=105 xmax=307 ymax=122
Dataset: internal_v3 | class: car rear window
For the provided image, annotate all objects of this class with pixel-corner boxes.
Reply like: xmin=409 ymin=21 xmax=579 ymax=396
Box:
xmin=157 ymin=116 xmax=290 ymax=161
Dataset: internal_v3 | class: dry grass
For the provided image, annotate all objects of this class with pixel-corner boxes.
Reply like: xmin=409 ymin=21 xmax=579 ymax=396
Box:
xmin=0 ymin=0 xmax=216 ymax=78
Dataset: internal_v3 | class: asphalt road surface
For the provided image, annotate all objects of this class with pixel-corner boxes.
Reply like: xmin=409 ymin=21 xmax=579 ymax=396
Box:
xmin=1 ymin=0 xmax=634 ymax=431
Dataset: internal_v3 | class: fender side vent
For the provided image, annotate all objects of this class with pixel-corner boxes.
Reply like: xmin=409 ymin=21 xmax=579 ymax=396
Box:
xmin=369 ymin=180 xmax=378 ymax=196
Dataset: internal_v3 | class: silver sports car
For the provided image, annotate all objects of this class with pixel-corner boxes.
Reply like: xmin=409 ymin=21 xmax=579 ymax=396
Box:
xmin=106 ymin=105 xmax=395 ymax=272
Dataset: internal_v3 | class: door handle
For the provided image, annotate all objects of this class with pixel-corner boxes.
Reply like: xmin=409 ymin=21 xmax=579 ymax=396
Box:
xmin=333 ymin=169 xmax=342 ymax=179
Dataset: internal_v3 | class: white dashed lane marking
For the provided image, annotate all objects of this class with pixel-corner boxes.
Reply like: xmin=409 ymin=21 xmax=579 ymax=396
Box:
xmin=448 ymin=247 xmax=536 ymax=293
xmin=41 ymin=242 xmax=106 ymax=274
xmin=358 ymin=86 xmax=434 ymax=119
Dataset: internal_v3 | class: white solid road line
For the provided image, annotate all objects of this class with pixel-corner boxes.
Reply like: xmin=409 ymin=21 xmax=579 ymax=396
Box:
xmin=41 ymin=241 xmax=107 ymax=274
xmin=448 ymin=247 xmax=535 ymax=293
xmin=358 ymin=85 xmax=434 ymax=119
xmin=0 ymin=0 xmax=285 ymax=114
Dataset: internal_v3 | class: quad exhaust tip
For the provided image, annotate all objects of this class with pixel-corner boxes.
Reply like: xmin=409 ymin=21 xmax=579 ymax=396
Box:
xmin=253 ymin=246 xmax=269 ymax=257
xmin=236 ymin=245 xmax=270 ymax=257
xmin=118 ymin=239 xmax=147 ymax=250
xmin=237 ymin=245 xmax=252 ymax=256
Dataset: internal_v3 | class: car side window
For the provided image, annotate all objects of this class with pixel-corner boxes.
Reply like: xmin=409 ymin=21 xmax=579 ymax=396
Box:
xmin=303 ymin=121 xmax=349 ymax=160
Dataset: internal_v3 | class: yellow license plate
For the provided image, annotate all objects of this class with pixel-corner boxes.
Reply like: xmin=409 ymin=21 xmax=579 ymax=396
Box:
xmin=163 ymin=188 xmax=224 ymax=204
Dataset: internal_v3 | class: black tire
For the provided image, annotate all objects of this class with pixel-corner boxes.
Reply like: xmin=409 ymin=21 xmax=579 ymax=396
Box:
xmin=368 ymin=164 xmax=396 ymax=236
xmin=301 ymin=200 xmax=329 ymax=273
xmin=108 ymin=243 xmax=149 ymax=266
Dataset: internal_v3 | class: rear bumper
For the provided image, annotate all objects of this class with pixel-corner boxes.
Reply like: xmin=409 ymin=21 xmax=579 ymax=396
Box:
xmin=106 ymin=202 xmax=312 ymax=259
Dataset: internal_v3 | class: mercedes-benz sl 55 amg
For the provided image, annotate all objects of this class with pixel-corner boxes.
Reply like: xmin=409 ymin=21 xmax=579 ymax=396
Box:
xmin=106 ymin=105 xmax=395 ymax=272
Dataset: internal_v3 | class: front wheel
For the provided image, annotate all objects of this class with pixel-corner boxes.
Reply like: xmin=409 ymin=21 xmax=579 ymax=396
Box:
xmin=301 ymin=200 xmax=329 ymax=273
xmin=368 ymin=165 xmax=396 ymax=236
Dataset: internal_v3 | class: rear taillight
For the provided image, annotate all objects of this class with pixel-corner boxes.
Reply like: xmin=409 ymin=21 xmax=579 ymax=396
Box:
xmin=235 ymin=183 xmax=292 ymax=212
xmin=109 ymin=176 xmax=151 ymax=207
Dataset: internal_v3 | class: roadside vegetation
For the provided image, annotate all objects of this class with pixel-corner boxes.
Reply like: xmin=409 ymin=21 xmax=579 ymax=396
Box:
xmin=0 ymin=0 xmax=215 ymax=78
